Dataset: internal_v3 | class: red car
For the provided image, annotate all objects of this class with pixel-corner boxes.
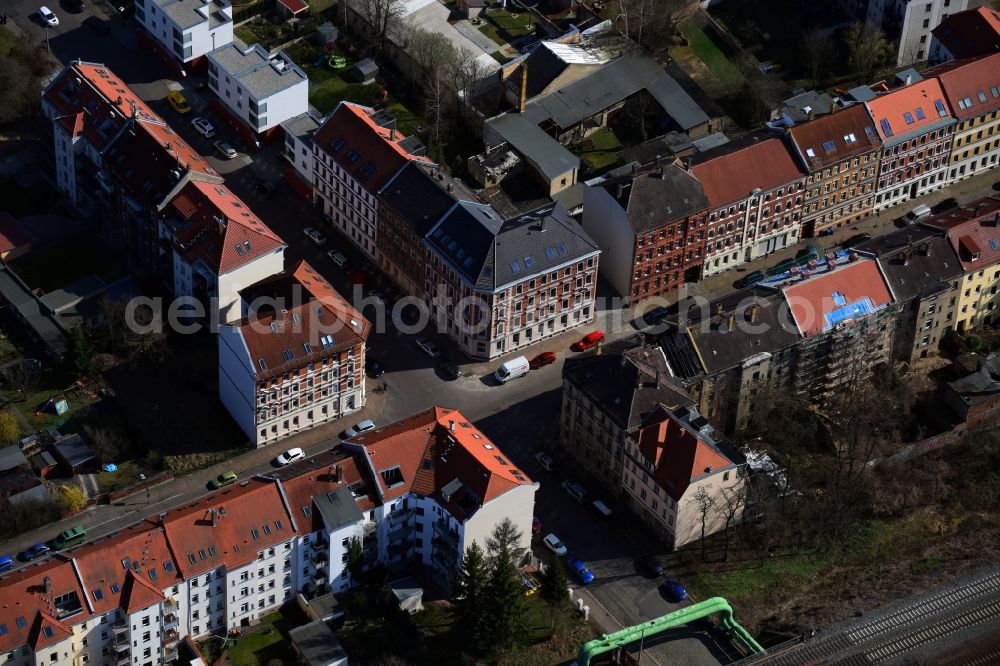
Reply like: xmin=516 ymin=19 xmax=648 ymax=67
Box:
xmin=573 ymin=330 xmax=605 ymax=351
xmin=530 ymin=351 xmax=557 ymax=369
xmin=346 ymin=269 xmax=366 ymax=285
xmin=532 ymin=516 xmax=542 ymax=534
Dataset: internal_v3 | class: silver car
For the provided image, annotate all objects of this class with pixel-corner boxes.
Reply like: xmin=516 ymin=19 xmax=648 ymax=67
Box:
xmin=213 ymin=140 xmax=237 ymax=159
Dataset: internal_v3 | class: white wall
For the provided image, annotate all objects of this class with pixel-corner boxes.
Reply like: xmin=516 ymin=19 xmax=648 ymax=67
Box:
xmin=135 ymin=0 xmax=233 ymax=64
xmin=581 ymin=185 xmax=636 ymax=298
xmin=219 ymin=325 xmax=257 ymax=443
xmin=218 ymin=247 xmax=285 ymax=324
xmin=284 ymin=128 xmax=315 ymax=190
xmin=673 ymin=471 xmax=745 ymax=549
xmin=460 ymin=482 xmax=538 ymax=559
xmin=251 ymin=74 xmax=308 ymax=133
xmin=314 ymin=152 xmax=381 ymax=260
xmin=897 ymin=0 xmax=969 ymax=66
xmin=208 ymin=48 xmax=308 ymax=133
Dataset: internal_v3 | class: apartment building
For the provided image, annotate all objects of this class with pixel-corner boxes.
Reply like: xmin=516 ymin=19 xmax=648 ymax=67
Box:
xmin=927 ymin=53 xmax=1000 ymax=183
xmin=207 ymin=42 xmax=308 ymax=135
xmin=840 ymin=0 xmax=970 ymax=66
xmin=786 ymin=104 xmax=883 ymax=237
xmin=377 ymin=162 xmax=475 ymax=298
xmin=581 ymin=162 xmax=710 ymax=304
xmin=218 ymin=261 xmax=370 ymax=446
xmin=312 ymin=102 xmax=430 ymax=260
xmin=690 ymin=135 xmax=805 ymax=276
xmin=0 ymin=410 xmax=534 ymax=663
xmin=134 ymin=0 xmax=234 ymax=73
xmin=423 ymin=201 xmax=600 ymax=360
xmin=921 ymin=195 xmax=1000 ymax=330
xmin=866 ymin=76 xmax=956 ymax=212
xmin=167 ymin=179 xmax=286 ymax=324
xmin=560 ymin=338 xmax=695 ymax=491
xmin=281 ymin=111 xmax=324 ymax=201
xmin=857 ymin=227 xmax=963 ymax=362
xmin=930 ymin=5 xmax=1000 ymax=63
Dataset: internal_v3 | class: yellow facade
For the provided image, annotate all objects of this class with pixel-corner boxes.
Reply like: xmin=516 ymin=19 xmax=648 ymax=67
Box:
xmin=955 ymin=263 xmax=1000 ymax=331
xmin=948 ymin=109 xmax=1000 ymax=180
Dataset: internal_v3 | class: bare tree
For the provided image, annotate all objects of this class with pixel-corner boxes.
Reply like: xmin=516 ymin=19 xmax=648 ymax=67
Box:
xmin=735 ymin=54 xmax=784 ymax=126
xmin=615 ymin=0 xmax=695 ymax=53
xmin=689 ymin=486 xmax=716 ymax=562
xmin=356 ymin=0 xmax=406 ymax=57
xmin=0 ymin=41 xmax=58 ymax=124
xmin=844 ymin=21 xmax=895 ymax=82
xmin=407 ymin=28 xmax=455 ymax=82
xmin=450 ymin=46 xmax=488 ymax=119
xmin=715 ymin=482 xmax=747 ymax=561
xmin=423 ymin=62 xmax=449 ymax=149
xmin=802 ymin=26 xmax=836 ymax=88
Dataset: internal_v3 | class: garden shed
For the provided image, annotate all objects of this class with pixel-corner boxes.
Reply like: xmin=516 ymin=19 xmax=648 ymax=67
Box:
xmin=348 ymin=58 xmax=379 ymax=85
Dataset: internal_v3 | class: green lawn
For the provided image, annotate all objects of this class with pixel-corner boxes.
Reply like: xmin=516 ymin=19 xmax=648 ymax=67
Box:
xmin=577 ymin=128 xmax=623 ymax=174
xmin=385 ymin=101 xmax=422 ymax=137
xmin=227 ymin=607 xmax=298 ymax=666
xmin=0 ymin=27 xmax=19 ymax=56
xmin=678 ymin=18 xmax=745 ymax=88
xmin=234 ymin=24 xmax=262 ymax=46
xmin=478 ymin=9 xmax=535 ymax=46
xmin=286 ymin=42 xmax=385 ymax=114
xmin=14 ymin=368 xmax=98 ymax=431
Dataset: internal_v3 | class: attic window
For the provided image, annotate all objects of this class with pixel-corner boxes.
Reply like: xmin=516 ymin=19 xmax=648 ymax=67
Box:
xmin=843 ymin=133 xmax=856 ymax=144
xmin=330 ymin=137 xmax=346 ymax=153
xmin=275 ymin=519 xmax=284 ymax=530
xmin=0 ymin=624 xmax=7 ymax=636
xmin=978 ymin=91 xmax=988 ymax=103
xmin=303 ymin=342 xmax=313 ymax=354
xmin=359 ymin=163 xmax=376 ymax=179
xmin=164 ymin=562 xmax=174 ymax=573
xmin=472 ymin=433 xmax=482 ymax=439
xmin=463 ymin=257 xmax=474 ymax=267
xmin=92 ymin=588 xmax=104 ymax=601
xmin=557 ymin=243 xmax=567 ymax=255
xmin=235 ymin=244 xmax=245 ymax=256
xmin=258 ymin=358 xmax=268 ymax=371
xmin=484 ymin=443 xmax=494 ymax=449
xmin=188 ymin=554 xmax=197 ymax=564
xmin=511 ymin=261 xmax=521 ymax=274
xmin=805 ymin=148 xmax=815 ymax=158
xmin=148 ymin=569 xmax=158 ymax=580
xmin=379 ymin=465 xmax=405 ymax=488
xmin=110 ymin=584 xmax=120 ymax=595
xmin=990 ymin=239 xmax=999 ymax=250
xmin=494 ymin=455 xmax=508 ymax=466
xmin=934 ymin=100 xmax=947 ymax=117
xmin=243 ymin=240 xmax=252 ymax=253
xmin=251 ymin=529 xmax=260 ymax=540
xmin=346 ymin=149 xmax=361 ymax=164
xmin=524 ymin=256 xmax=535 ymax=268
xmin=263 ymin=524 xmax=272 ymax=535
xmin=208 ymin=546 xmax=217 ymax=556
xmin=15 ymin=617 xmax=26 ymax=629
xmin=903 ymin=111 xmax=915 ymax=124
xmin=270 ymin=322 xmax=279 ymax=333
xmin=121 ymin=558 xmax=132 ymax=570
xmin=864 ymin=126 xmax=875 ymax=138
xmin=915 ymin=107 xmax=925 ymax=120
xmin=282 ymin=349 xmax=295 ymax=362
xmin=546 ymin=248 xmax=556 ymax=259
xmin=822 ymin=140 xmax=835 ymax=153
xmin=421 ymin=460 xmax=432 ymax=470
xmin=879 ymin=119 xmax=893 ymax=136
xmin=42 ymin=627 xmax=54 ymax=639
xmin=198 ymin=549 xmax=207 ymax=560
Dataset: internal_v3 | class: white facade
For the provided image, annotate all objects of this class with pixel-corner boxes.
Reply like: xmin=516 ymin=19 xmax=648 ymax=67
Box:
xmin=281 ymin=113 xmax=323 ymax=197
xmin=314 ymin=151 xmax=381 ymax=260
xmin=581 ymin=185 xmax=638 ymax=298
xmin=207 ymin=44 xmax=309 ymax=133
xmin=172 ymin=245 xmax=285 ymax=324
xmin=862 ymin=0 xmax=970 ymax=66
xmin=135 ymin=0 xmax=234 ymax=66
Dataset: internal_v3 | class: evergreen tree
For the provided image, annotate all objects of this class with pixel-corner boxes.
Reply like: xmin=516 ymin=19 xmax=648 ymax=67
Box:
xmin=486 ymin=517 xmax=525 ymax=564
xmin=345 ymin=536 xmax=364 ymax=586
xmin=484 ymin=542 xmax=528 ymax=652
xmin=538 ymin=555 xmax=568 ymax=633
xmin=452 ymin=541 xmax=490 ymax=650
xmin=66 ymin=326 xmax=94 ymax=377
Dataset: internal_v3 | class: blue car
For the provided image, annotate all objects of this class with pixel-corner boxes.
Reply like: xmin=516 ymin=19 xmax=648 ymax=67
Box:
xmin=568 ymin=558 xmax=594 ymax=585
xmin=0 ymin=555 xmax=13 ymax=573
xmin=661 ymin=579 xmax=688 ymax=602
xmin=20 ymin=544 xmax=50 ymax=561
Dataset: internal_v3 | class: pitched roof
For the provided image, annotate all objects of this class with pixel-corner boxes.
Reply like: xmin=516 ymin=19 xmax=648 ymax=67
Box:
xmin=690 ymin=135 xmax=803 ymax=208
xmin=604 ymin=164 xmax=709 ymax=232
xmin=931 ymin=6 xmax=1000 ymax=60
xmin=0 ymin=212 xmax=32 ymax=255
xmin=120 ymin=569 xmax=164 ymax=614
xmin=234 ymin=261 xmax=370 ymax=380
xmin=313 ymin=102 xmax=431 ymax=193
xmin=28 ymin=611 xmax=73 ymax=651
xmin=0 ymin=558 xmax=88 ymax=653
xmin=864 ymin=78 xmax=954 ymax=144
xmin=925 ymin=53 xmax=1000 ymax=122
xmin=378 ymin=162 xmax=474 ymax=237
xmin=425 ymin=201 xmax=599 ymax=291
xmin=348 ymin=407 xmax=534 ymax=517
xmin=920 ymin=195 xmax=1000 ymax=271
xmin=855 ymin=226 xmax=963 ymax=301
xmin=632 ymin=405 xmax=740 ymax=502
xmin=782 ymin=258 xmax=894 ymax=337
xmin=787 ymin=104 xmax=882 ymax=171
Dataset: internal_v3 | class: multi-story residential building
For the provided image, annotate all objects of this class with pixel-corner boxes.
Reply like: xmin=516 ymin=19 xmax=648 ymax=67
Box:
xmin=786 ymin=104 xmax=883 ymax=237
xmin=167 ymin=179 xmax=287 ymax=324
xmin=423 ymin=201 xmax=600 ymax=360
xmin=857 ymin=226 xmax=963 ymax=362
xmin=281 ymin=111 xmax=324 ymax=201
xmin=218 ymin=261 xmax=370 ymax=446
xmin=377 ymin=162 xmax=475 ymax=298
xmin=312 ymin=102 xmax=430 ymax=261
xmin=560 ymin=337 xmax=695 ymax=490
xmin=921 ymin=195 xmax=1000 ymax=330
xmin=690 ymin=135 xmax=805 ymax=276
xmin=865 ymin=75 xmax=956 ymax=212
xmin=927 ymin=53 xmax=1000 ymax=183
xmin=134 ymin=0 xmax=234 ymax=74
xmin=207 ymin=42 xmax=308 ymax=136
xmin=841 ymin=0 xmax=970 ymax=66
xmin=581 ymin=162 xmax=709 ymax=304
xmin=0 ymin=409 xmax=534 ymax=664
xmin=930 ymin=5 xmax=1000 ymax=63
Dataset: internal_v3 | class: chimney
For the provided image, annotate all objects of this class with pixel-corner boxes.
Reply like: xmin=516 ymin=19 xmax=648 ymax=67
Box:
xmin=905 ymin=74 xmax=912 ymax=86
xmin=390 ymin=128 xmax=396 ymax=141
xmin=210 ymin=508 xmax=217 ymax=527
xmin=750 ymin=303 xmax=759 ymax=323
xmin=159 ymin=511 xmax=167 ymax=525
xmin=449 ymin=419 xmax=455 ymax=431
xmin=44 ymin=577 xmax=51 ymax=594
xmin=727 ymin=312 xmax=736 ymax=331
xmin=715 ymin=302 xmax=723 ymax=316
xmin=334 ymin=464 xmax=342 ymax=482
xmin=518 ymin=60 xmax=528 ymax=113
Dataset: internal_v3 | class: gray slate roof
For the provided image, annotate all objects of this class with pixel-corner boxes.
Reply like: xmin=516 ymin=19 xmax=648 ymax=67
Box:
xmin=289 ymin=621 xmax=348 ymax=666
xmin=425 ymin=201 xmax=599 ymax=291
xmin=53 ymin=434 xmax=96 ymax=468
xmin=605 ymin=164 xmax=709 ymax=232
xmin=378 ymin=162 xmax=474 ymax=236
xmin=948 ymin=354 xmax=1000 ymax=407
xmin=487 ymin=114 xmax=579 ymax=180
xmin=0 ymin=445 xmax=28 ymax=473
xmin=313 ymin=486 xmax=364 ymax=531
xmin=0 ymin=267 xmax=67 ymax=357
xmin=855 ymin=227 xmax=963 ymax=301
xmin=40 ymin=274 xmax=106 ymax=314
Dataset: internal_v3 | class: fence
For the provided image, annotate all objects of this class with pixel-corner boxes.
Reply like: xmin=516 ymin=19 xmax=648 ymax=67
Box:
xmin=108 ymin=470 xmax=174 ymax=502
xmin=233 ymin=0 xmax=272 ymax=24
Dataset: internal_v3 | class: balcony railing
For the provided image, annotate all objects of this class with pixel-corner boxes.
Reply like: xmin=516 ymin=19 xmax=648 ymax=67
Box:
xmin=163 ymin=613 xmax=179 ymax=630
xmin=116 ymin=653 xmax=131 ymax=666
xmin=163 ymin=597 xmax=178 ymax=612
xmin=164 ymin=628 xmax=179 ymax=646
xmin=112 ymin=622 xmax=128 ymax=636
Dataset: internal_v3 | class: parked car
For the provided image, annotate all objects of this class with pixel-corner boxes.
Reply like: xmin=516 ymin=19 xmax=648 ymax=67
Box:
xmin=818 ymin=227 xmax=835 ymax=236
xmin=166 ymin=90 xmax=192 ymax=114
xmin=531 ymin=517 xmax=542 ymax=534
xmin=843 ymin=232 xmax=872 ymax=248
xmin=213 ymin=140 xmax=237 ymax=159
xmin=637 ymin=556 xmax=664 ymax=577
xmin=38 ymin=6 xmax=59 ymax=26
xmin=529 ymin=351 xmax=557 ymax=369
xmin=83 ymin=16 xmax=111 ymax=34
xmin=543 ymin=533 xmax=567 ymax=556
xmin=303 ymin=227 xmax=327 ymax=245
xmin=902 ymin=203 xmax=931 ymax=224
xmin=326 ymin=250 xmax=348 ymax=268
xmin=342 ymin=419 xmax=376 ymax=440
xmin=0 ymin=555 xmax=14 ymax=573
xmin=660 ymin=579 xmax=688 ymax=602
xmin=191 ymin=117 xmax=215 ymax=138
xmin=366 ymin=357 xmax=384 ymax=378
xmin=20 ymin=543 xmax=49 ymax=561
xmin=573 ymin=330 xmax=605 ymax=351
xmin=534 ymin=451 xmax=555 ymax=471
xmin=642 ymin=306 xmax=669 ymax=327
xmin=931 ymin=197 xmax=958 ymax=214
xmin=568 ymin=558 xmax=595 ymax=585
xmin=209 ymin=471 xmax=238 ymax=489
xmin=274 ymin=448 xmax=304 ymax=466
xmin=415 ymin=337 xmax=441 ymax=359
xmin=438 ymin=360 xmax=462 ymax=380
xmin=561 ymin=479 xmax=587 ymax=503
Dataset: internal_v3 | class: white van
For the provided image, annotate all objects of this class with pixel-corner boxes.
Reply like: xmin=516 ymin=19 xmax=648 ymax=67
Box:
xmin=495 ymin=356 xmax=530 ymax=383
xmin=903 ymin=204 xmax=931 ymax=224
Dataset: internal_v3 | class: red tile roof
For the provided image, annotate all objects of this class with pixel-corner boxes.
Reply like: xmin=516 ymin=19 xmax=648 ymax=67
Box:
xmin=314 ymin=102 xmax=431 ymax=193
xmin=921 ymin=195 xmax=1000 ymax=270
xmin=278 ymin=0 xmax=308 ymax=13
xmin=0 ymin=212 xmax=32 ymax=255
xmin=172 ymin=180 xmax=285 ymax=276
xmin=782 ymin=259 xmax=894 ymax=337
xmin=864 ymin=78 xmax=953 ymax=141
xmin=690 ymin=136 xmax=803 ymax=208
xmin=279 ymin=450 xmax=378 ymax=529
xmin=632 ymin=405 xmax=736 ymax=502
xmin=120 ymin=569 xmax=164 ymax=614
xmin=28 ymin=611 xmax=73 ymax=651
xmin=931 ymin=6 xmax=1000 ymax=60
xmin=787 ymin=104 xmax=882 ymax=171
xmin=350 ymin=407 xmax=534 ymax=515
xmin=925 ymin=53 xmax=1000 ymax=122
xmin=0 ymin=558 xmax=87 ymax=653
xmin=236 ymin=260 xmax=370 ymax=380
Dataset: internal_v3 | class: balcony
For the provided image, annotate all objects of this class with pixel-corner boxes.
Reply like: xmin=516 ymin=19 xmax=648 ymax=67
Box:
xmin=163 ymin=628 xmax=179 ymax=646
xmin=432 ymin=521 xmax=458 ymax=548
xmin=112 ymin=621 xmax=128 ymax=637
xmin=116 ymin=653 xmax=131 ymax=666
xmin=163 ymin=613 xmax=179 ymax=630
xmin=163 ymin=646 xmax=178 ymax=663
xmin=163 ymin=597 xmax=178 ymax=613
xmin=362 ymin=521 xmax=377 ymax=534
